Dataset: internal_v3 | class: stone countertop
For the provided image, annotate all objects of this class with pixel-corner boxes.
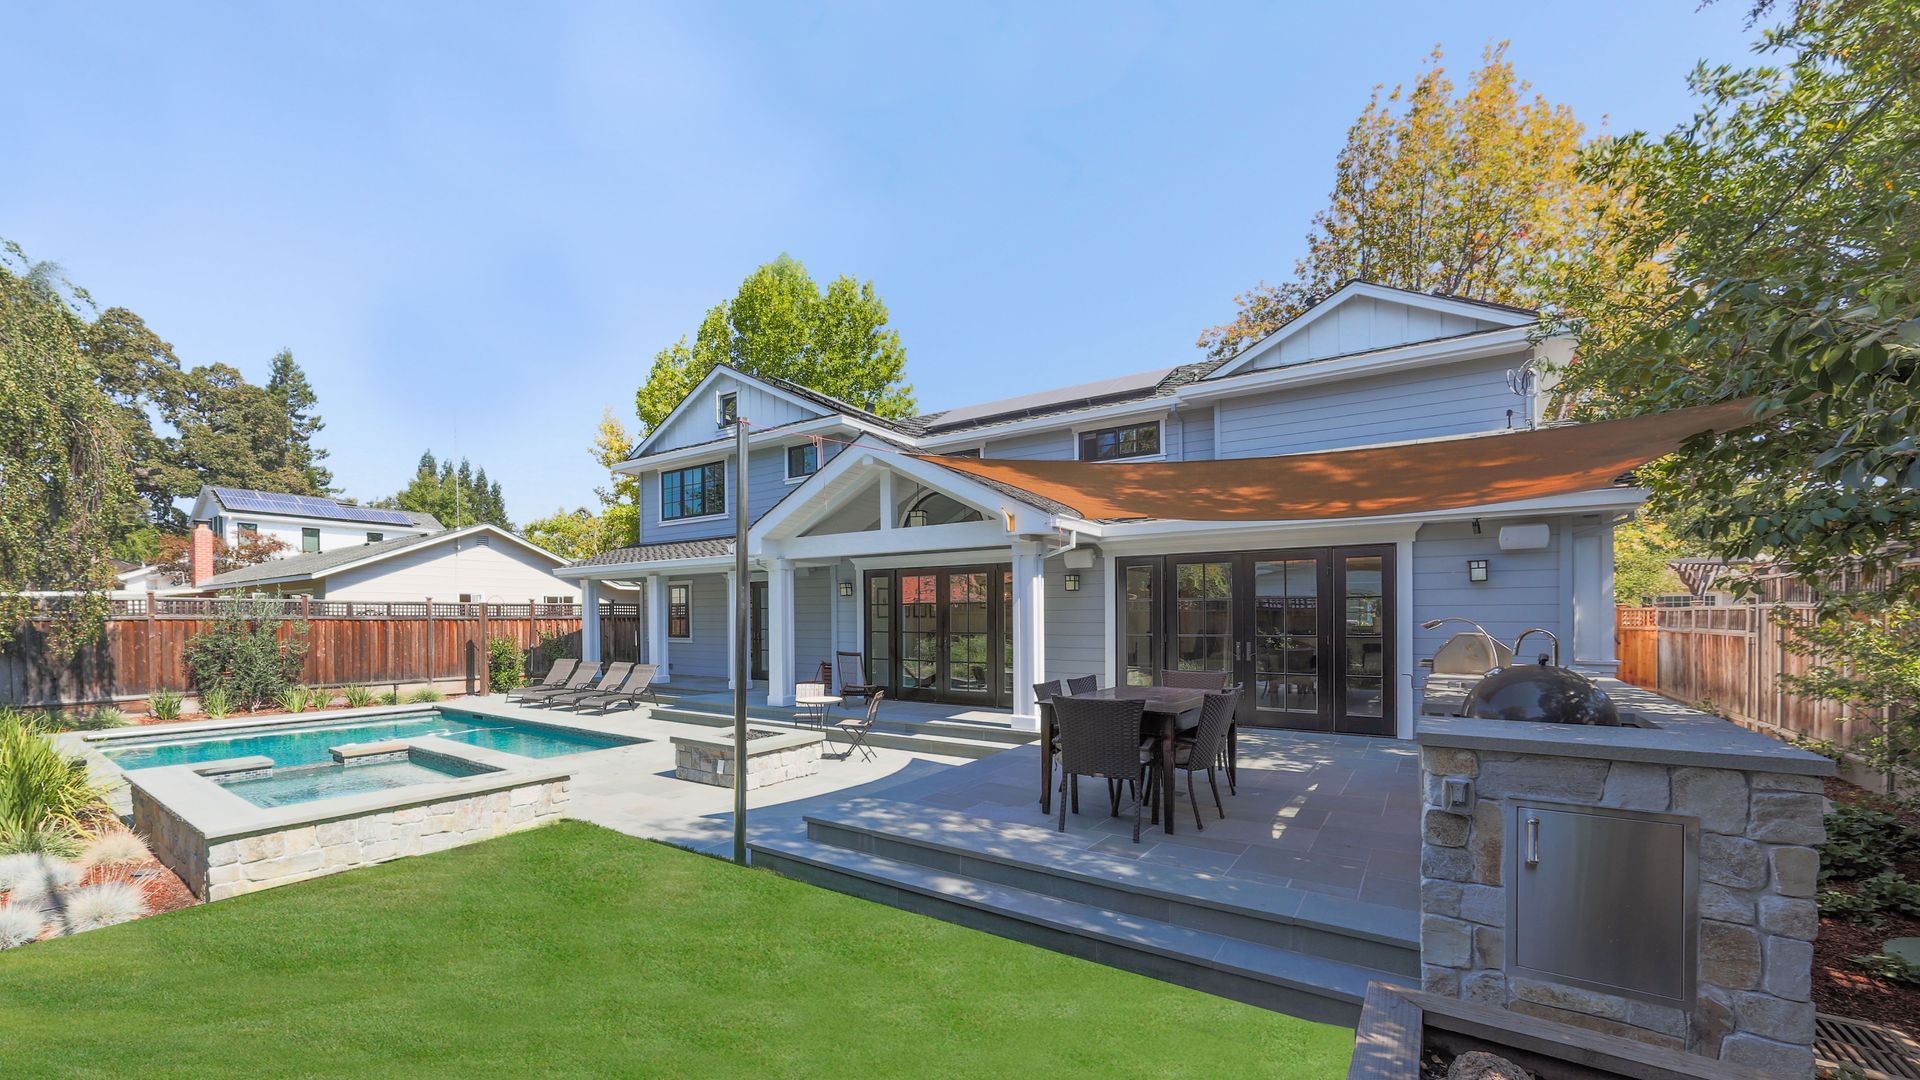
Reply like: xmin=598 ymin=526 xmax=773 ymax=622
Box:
xmin=1418 ymin=675 xmax=1834 ymax=777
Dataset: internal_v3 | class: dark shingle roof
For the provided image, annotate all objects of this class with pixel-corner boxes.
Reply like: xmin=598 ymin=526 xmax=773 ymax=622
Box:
xmin=569 ymin=537 xmax=734 ymax=568
xmin=913 ymin=360 xmax=1227 ymax=437
xmin=200 ymin=530 xmax=461 ymax=589
xmin=752 ymin=371 xmax=931 ymax=436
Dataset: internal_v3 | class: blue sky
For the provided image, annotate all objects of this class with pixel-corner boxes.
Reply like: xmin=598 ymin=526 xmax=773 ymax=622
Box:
xmin=6 ymin=2 xmax=1758 ymax=525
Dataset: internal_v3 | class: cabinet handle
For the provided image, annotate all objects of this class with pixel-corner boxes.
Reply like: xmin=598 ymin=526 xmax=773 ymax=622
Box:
xmin=1524 ymin=816 xmax=1541 ymax=867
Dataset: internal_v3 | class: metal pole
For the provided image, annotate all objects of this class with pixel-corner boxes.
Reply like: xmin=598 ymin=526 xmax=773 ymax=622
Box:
xmin=732 ymin=415 xmax=751 ymax=865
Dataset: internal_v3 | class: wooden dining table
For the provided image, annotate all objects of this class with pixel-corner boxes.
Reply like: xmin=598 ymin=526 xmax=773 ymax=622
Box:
xmin=1039 ymin=685 xmax=1206 ymax=835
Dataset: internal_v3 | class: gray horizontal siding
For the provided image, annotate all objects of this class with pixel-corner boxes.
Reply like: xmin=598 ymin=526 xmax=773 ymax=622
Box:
xmin=640 ymin=441 xmax=841 ymax=543
xmin=982 ymin=427 xmax=1075 ymax=461
xmin=1043 ymin=559 xmax=1105 ymax=684
xmin=1216 ymin=353 xmax=1524 ymax=459
xmin=1412 ymin=520 xmax=1564 ymax=674
xmin=665 ymin=573 xmax=730 ymax=678
xmin=792 ymin=567 xmax=835 ymax=679
xmin=1179 ymin=406 xmax=1214 ymax=460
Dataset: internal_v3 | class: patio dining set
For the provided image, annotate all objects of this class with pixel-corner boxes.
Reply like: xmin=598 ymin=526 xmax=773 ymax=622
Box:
xmin=1037 ymin=671 xmax=1240 ymax=843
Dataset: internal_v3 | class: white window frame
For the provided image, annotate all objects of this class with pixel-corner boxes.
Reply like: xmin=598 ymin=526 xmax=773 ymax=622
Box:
xmin=716 ymin=392 xmax=738 ymax=428
xmin=1072 ymin=415 xmax=1166 ymax=463
xmin=658 ymin=459 xmax=728 ymax=524
xmin=667 ymin=580 xmax=693 ymax=639
xmin=301 ymin=527 xmax=321 ymax=553
xmin=784 ymin=441 xmax=822 ymax=483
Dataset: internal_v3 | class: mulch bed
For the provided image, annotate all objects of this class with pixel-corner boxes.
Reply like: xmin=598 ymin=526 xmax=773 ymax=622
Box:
xmin=1813 ymin=776 xmax=1920 ymax=1034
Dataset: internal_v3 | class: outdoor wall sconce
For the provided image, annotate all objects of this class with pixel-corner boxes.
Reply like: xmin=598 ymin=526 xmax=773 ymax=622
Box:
xmin=838 ymin=580 xmax=854 ymax=597
xmin=1467 ymin=559 xmax=1490 ymax=583
xmin=905 ymin=509 xmax=928 ymax=528
xmin=1064 ymin=573 xmax=1081 ymax=592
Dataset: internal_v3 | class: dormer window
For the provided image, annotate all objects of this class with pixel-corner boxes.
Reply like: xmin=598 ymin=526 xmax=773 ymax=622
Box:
xmin=717 ymin=392 xmax=738 ymax=427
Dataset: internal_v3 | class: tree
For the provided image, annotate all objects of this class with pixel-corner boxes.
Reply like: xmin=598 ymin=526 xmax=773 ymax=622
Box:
xmin=159 ymin=363 xmax=321 ymax=498
xmin=0 ymin=244 xmax=132 ymax=649
xmin=1198 ymin=43 xmax=1660 ymax=360
xmin=521 ymin=508 xmax=603 ymax=560
xmin=1778 ymin=602 xmax=1920 ymax=793
xmin=152 ymin=531 xmax=291 ymax=585
xmin=379 ymin=451 xmax=511 ymax=530
xmin=1547 ymin=0 xmax=1920 ymax=608
xmin=266 ymin=349 xmax=333 ymax=494
xmin=1612 ymin=516 xmax=1695 ymax=605
xmin=635 ymin=255 xmax=914 ymax=432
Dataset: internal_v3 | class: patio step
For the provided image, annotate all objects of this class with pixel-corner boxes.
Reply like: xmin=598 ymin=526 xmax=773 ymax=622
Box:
xmin=798 ymin=797 xmax=1420 ymax=980
xmin=750 ymin=834 xmax=1399 ymax=1026
xmin=645 ymin=704 xmax=1033 ymax=759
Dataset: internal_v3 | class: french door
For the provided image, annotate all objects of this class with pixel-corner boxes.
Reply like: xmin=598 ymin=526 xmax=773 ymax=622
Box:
xmin=749 ymin=582 xmax=768 ymax=682
xmin=864 ymin=566 xmax=1008 ymax=707
xmin=1116 ymin=545 xmax=1396 ymax=736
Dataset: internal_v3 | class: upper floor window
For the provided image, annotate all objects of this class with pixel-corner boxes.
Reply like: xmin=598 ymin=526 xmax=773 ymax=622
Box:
xmin=945 ymin=448 xmax=982 ymax=459
xmin=661 ymin=461 xmax=726 ymax=521
xmin=237 ymin=521 xmax=259 ymax=535
xmin=716 ymin=392 xmax=738 ymax=427
xmin=301 ymin=527 xmax=321 ymax=553
xmin=365 ymin=532 xmax=383 ymax=544
xmin=1077 ymin=421 xmax=1161 ymax=462
xmin=786 ymin=443 xmax=819 ymax=481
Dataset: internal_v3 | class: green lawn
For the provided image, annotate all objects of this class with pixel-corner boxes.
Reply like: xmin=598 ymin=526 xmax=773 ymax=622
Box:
xmin=0 ymin=822 xmax=1353 ymax=1078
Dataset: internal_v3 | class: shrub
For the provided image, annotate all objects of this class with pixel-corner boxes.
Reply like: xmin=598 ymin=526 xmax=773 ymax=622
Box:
xmin=56 ymin=707 xmax=129 ymax=732
xmin=0 ymin=902 xmax=47 ymax=949
xmin=58 ymin=881 xmax=145 ymax=933
xmin=1820 ymin=801 xmax=1919 ymax=882
xmin=379 ymin=691 xmax=402 ymax=706
xmin=1852 ymin=951 xmax=1920 ymax=986
xmin=182 ymin=600 xmax=309 ymax=711
xmin=1820 ymin=888 xmax=1883 ymax=922
xmin=406 ymin=688 xmax=444 ymax=704
xmin=79 ymin=831 xmax=148 ymax=880
xmin=0 ymin=853 xmax=80 ymax=899
xmin=274 ymin=686 xmax=308 ymax=713
xmin=305 ymin=686 xmax=334 ymax=710
xmin=0 ymin=821 xmax=86 ymax=859
xmin=0 ymin=717 xmax=101 ymax=844
xmin=200 ymin=687 xmax=230 ymax=719
xmin=147 ymin=689 xmax=184 ymax=722
xmin=342 ymin=685 xmax=375 ymax=708
xmin=1860 ymin=873 xmax=1920 ymax=918
xmin=488 ymin=637 xmax=526 ymax=693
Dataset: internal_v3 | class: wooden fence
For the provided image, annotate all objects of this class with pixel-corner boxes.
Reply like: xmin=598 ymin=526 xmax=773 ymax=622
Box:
xmin=1 ymin=597 xmax=645 ymax=708
xmin=1615 ymin=604 xmax=1856 ymax=745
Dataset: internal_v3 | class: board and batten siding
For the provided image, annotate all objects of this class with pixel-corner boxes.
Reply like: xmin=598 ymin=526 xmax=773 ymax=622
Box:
xmin=1248 ymin=294 xmax=1504 ymax=370
xmin=646 ymin=374 xmax=826 ymax=455
xmin=1214 ymin=353 xmax=1526 ymax=459
xmin=1410 ymin=519 xmax=1564 ymax=676
xmin=322 ymin=537 xmax=578 ymax=604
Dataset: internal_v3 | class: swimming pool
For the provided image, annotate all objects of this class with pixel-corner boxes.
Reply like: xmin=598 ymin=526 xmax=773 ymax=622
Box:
xmin=219 ymin=755 xmax=497 ymax=809
xmin=101 ymin=709 xmax=635 ymax=772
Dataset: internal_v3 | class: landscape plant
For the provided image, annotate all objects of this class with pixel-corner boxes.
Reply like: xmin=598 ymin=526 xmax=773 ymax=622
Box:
xmin=199 ymin=687 xmax=229 ymax=720
xmin=487 ymin=636 xmax=526 ymax=693
xmin=58 ymin=882 xmax=146 ymax=933
xmin=78 ymin=831 xmax=149 ymax=884
xmin=0 ymin=716 xmax=101 ymax=853
xmin=342 ymin=685 xmax=374 ymax=708
xmin=274 ymin=686 xmax=308 ymax=714
xmin=182 ymin=601 xmax=309 ymax=711
xmin=406 ymin=688 xmax=443 ymax=704
xmin=0 ymin=902 xmax=45 ymax=948
xmin=146 ymin=689 xmax=183 ymax=722
xmin=1779 ymin=601 xmax=1920 ymax=793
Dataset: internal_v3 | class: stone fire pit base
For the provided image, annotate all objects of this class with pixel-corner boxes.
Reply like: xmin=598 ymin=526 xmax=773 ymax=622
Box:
xmin=672 ymin=728 xmax=823 ymax=790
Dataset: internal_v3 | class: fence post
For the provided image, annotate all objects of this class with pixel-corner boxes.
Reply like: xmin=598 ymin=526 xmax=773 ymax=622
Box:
xmin=145 ymin=590 xmax=160 ymax=693
xmin=478 ymin=601 xmax=491 ymax=696
xmin=424 ymin=597 xmax=434 ymax=694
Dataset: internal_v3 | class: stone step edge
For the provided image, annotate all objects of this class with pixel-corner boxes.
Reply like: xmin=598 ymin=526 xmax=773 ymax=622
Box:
xmin=648 ymin=697 xmax=1036 ymax=739
xmin=751 ymin=834 xmax=1392 ymax=1005
xmin=649 ymin=706 xmax=1033 ymax=748
xmin=805 ymin=796 xmax=1419 ymax=950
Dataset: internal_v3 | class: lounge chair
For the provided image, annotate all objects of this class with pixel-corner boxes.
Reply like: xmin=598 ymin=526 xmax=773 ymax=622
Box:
xmin=547 ymin=661 xmax=633 ymax=709
xmin=507 ymin=658 xmax=579 ymax=702
xmin=835 ymin=651 xmax=880 ymax=704
xmin=515 ymin=661 xmax=603 ymax=705
xmin=571 ymin=663 xmax=659 ymax=714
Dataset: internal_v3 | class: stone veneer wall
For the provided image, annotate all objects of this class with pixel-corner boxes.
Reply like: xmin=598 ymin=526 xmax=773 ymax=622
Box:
xmin=1419 ymin=746 xmax=1825 ymax=1077
xmin=135 ymin=778 xmax=570 ymax=901
xmin=674 ymin=737 xmax=821 ymax=790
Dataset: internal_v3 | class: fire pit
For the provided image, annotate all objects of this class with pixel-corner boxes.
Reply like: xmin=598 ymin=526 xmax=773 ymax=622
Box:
xmin=671 ymin=728 xmax=824 ymax=790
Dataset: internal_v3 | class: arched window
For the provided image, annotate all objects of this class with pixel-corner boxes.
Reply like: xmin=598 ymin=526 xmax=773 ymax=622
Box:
xmin=902 ymin=491 xmax=983 ymax=528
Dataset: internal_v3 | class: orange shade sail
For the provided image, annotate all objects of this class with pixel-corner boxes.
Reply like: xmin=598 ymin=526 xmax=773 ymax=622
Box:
xmin=917 ymin=399 xmax=1762 ymax=523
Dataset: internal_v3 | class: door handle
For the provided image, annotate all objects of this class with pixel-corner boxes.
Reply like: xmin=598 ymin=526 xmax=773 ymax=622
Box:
xmin=1524 ymin=815 xmax=1541 ymax=867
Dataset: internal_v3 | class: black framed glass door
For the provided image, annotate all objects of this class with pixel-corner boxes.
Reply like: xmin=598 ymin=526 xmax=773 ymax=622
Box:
xmin=750 ymin=581 xmax=768 ymax=682
xmin=1115 ymin=545 xmax=1396 ymax=736
xmin=864 ymin=566 xmax=1008 ymax=707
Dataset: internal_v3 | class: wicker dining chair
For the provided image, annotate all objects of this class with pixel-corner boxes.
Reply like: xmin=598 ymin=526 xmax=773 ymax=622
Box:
xmin=1159 ymin=669 xmax=1229 ymax=691
xmin=1064 ymin=674 xmax=1099 ymax=696
xmin=1147 ymin=687 xmax=1239 ymax=831
xmin=1050 ymin=696 xmax=1152 ymax=842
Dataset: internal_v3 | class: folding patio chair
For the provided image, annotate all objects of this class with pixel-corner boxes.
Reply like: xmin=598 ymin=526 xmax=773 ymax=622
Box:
xmin=835 ymin=651 xmax=880 ymax=704
xmin=829 ymin=690 xmax=884 ymax=763
xmin=514 ymin=660 xmax=602 ymax=706
xmin=507 ymin=658 xmax=578 ymax=702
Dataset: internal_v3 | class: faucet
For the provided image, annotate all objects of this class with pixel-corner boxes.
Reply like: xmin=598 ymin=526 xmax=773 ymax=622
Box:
xmin=1512 ymin=627 xmax=1560 ymax=667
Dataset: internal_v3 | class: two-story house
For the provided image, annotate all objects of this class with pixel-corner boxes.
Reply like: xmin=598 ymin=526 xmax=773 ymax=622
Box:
xmin=558 ymin=282 xmax=1631 ymax=740
xmin=188 ymin=486 xmax=442 ymax=555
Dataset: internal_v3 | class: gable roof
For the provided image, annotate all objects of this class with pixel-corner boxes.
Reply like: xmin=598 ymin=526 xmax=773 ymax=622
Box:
xmin=199 ymin=486 xmax=441 ymax=530
xmin=197 ymin=524 xmax=563 ymax=591
xmin=913 ymin=361 xmax=1225 ymax=438
xmin=1206 ymin=280 xmax=1538 ymax=379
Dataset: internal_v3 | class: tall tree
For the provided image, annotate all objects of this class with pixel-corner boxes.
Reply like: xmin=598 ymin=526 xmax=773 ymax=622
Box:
xmin=0 ymin=244 xmax=133 ymax=649
xmin=266 ymin=349 xmax=333 ymax=494
xmin=1198 ymin=43 xmax=1658 ymax=360
xmin=158 ymin=363 xmax=318 ymax=498
xmin=635 ymin=255 xmax=914 ymax=432
xmin=378 ymin=451 xmax=512 ymax=530
xmin=1548 ymin=0 xmax=1920 ymax=606
xmin=520 ymin=408 xmax=645 ymax=559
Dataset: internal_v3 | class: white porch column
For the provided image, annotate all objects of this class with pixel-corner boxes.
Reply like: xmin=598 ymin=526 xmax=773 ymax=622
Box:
xmin=725 ymin=570 xmax=738 ymax=691
xmin=766 ymin=558 xmax=796 ymax=706
xmin=878 ymin=472 xmax=896 ymax=530
xmin=645 ymin=575 xmax=671 ymax=683
xmin=1570 ymin=517 xmax=1621 ymax=676
xmin=1010 ymin=540 xmax=1047 ymax=733
xmin=579 ymin=578 xmax=602 ymax=663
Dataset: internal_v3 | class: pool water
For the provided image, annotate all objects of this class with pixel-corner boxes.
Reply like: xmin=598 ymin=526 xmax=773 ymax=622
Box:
xmin=220 ymin=757 xmax=493 ymax=809
xmin=102 ymin=709 xmax=633 ymax=772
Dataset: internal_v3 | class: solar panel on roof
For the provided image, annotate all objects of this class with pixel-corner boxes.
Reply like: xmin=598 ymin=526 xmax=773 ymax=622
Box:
xmin=209 ymin=487 xmax=413 ymax=526
xmin=927 ymin=366 xmax=1176 ymax=428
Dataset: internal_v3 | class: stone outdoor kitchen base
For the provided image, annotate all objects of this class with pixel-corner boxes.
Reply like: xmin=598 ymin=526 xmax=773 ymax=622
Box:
xmin=130 ymin=736 xmax=572 ymax=901
xmin=1415 ymin=687 xmax=1833 ymax=1078
xmin=672 ymin=729 xmax=823 ymax=790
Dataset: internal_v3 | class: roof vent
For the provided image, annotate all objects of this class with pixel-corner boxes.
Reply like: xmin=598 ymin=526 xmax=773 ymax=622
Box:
xmin=474 ymin=535 xmax=491 ymax=546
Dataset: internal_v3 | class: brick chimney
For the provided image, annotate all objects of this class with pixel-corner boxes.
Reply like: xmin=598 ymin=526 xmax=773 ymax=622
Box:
xmin=189 ymin=522 xmax=216 ymax=586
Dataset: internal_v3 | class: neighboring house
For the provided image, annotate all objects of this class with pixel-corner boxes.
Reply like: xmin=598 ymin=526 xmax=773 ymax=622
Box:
xmin=192 ymin=524 xmax=595 ymax=605
xmin=560 ymin=281 xmax=1629 ymax=740
xmin=188 ymin=486 xmax=441 ymax=557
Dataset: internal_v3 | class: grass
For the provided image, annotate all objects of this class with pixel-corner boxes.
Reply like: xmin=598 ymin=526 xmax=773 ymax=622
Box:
xmin=0 ymin=822 xmax=1352 ymax=1078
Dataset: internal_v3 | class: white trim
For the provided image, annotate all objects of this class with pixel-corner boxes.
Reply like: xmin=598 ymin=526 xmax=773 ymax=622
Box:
xmin=1208 ymin=281 xmax=1536 ymax=379
xmin=632 ymin=364 xmax=836 ymax=457
xmin=666 ymin=579 xmax=694 ymax=640
xmin=716 ymin=390 xmax=738 ymax=429
xmin=1187 ymin=326 xmax=1536 ymax=404
xmin=657 ymin=458 xmax=730 ymax=525
xmin=1070 ymin=413 xmax=1168 ymax=463
xmin=556 ymin=554 xmax=734 ymax=580
xmin=782 ymin=440 xmax=822 ymax=483
xmin=1395 ymin=535 xmax=1416 ymax=740
xmin=918 ymin=399 xmax=1174 ymax=452
xmin=618 ymin=415 xmax=891 ymax=474
xmin=750 ymin=437 xmax=1058 ymax=545
xmin=849 ymin=548 xmax=1015 ymax=572
xmin=198 ymin=524 xmax=572 ymax=590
